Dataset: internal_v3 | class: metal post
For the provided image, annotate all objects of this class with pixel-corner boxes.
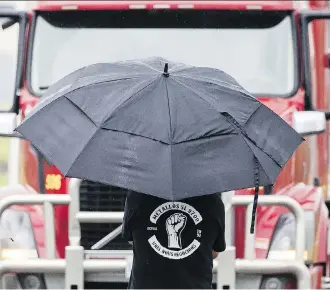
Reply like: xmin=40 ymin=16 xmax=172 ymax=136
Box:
xmin=66 ymin=178 xmax=84 ymax=289
xmin=217 ymin=247 xmax=236 ymax=289
xmin=5 ymin=113 xmax=20 ymax=186
xmin=244 ymin=203 xmax=255 ymax=260
xmin=65 ymin=245 xmax=84 ymax=290
xmin=7 ymin=136 xmax=20 ymax=186
xmin=68 ymin=178 xmax=82 ymax=247
xmin=44 ymin=201 xmax=56 ymax=259
xmin=222 ymin=191 xmax=235 ymax=247
xmin=232 ymin=195 xmax=305 ymax=262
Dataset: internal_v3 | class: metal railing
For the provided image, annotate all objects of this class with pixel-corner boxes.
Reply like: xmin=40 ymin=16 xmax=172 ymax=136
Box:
xmin=0 ymin=252 xmax=311 ymax=289
xmin=0 ymin=194 xmax=70 ymax=259
xmin=225 ymin=194 xmax=306 ymax=262
xmin=0 ymin=178 xmax=311 ymax=289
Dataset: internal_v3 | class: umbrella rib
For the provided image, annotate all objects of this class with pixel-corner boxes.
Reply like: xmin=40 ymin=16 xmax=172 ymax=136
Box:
xmin=102 ymin=127 xmax=170 ymax=144
xmin=65 ymin=127 xmax=99 ymax=176
xmin=172 ymin=131 xmax=237 ymax=145
xmin=177 ymin=72 xmax=243 ymax=90
xmin=124 ymin=59 xmax=163 ymax=73
xmin=239 ymin=134 xmax=274 ymax=184
xmin=163 ymin=78 xmax=175 ymax=199
xmin=168 ymin=63 xmax=190 ymax=73
xmin=174 ymin=74 xmax=256 ymax=101
xmin=64 ymin=96 xmax=99 ymax=127
xmin=222 ymin=112 xmax=282 ymax=168
xmin=63 ymin=77 xmax=160 ymax=128
xmin=66 ymin=76 xmax=143 ymax=97
xmin=170 ymin=77 xmax=223 ymax=113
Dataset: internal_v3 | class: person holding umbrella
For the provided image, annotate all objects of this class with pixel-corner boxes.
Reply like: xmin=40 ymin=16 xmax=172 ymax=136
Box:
xmin=122 ymin=190 xmax=226 ymax=289
xmin=15 ymin=57 xmax=304 ymax=289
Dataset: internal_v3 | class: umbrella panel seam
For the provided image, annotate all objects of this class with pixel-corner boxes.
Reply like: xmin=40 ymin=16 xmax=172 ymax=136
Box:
xmin=101 ymin=125 xmax=238 ymax=145
xmin=64 ymin=96 xmax=99 ymax=127
xmin=222 ymin=112 xmax=282 ymax=168
xmin=26 ymin=76 xmax=143 ymax=128
xmin=171 ymin=76 xmax=261 ymax=128
xmin=53 ymin=75 xmax=148 ymax=111
xmin=101 ymin=77 xmax=160 ymax=125
xmin=54 ymin=76 xmax=159 ymax=129
xmin=221 ymin=112 xmax=274 ymax=185
xmin=241 ymin=102 xmax=262 ymax=126
xmin=19 ymin=65 xmax=91 ymax=123
xmin=65 ymin=127 xmax=99 ymax=177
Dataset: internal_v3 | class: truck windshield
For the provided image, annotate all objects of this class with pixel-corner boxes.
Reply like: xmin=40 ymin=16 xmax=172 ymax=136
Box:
xmin=30 ymin=10 xmax=296 ymax=96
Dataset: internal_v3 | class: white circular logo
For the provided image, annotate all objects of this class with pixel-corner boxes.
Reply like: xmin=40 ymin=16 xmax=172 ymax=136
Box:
xmin=147 ymin=202 xmax=203 ymax=260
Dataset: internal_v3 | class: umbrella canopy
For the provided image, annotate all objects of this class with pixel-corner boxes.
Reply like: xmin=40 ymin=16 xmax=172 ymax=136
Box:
xmin=15 ymin=57 xmax=304 ymax=232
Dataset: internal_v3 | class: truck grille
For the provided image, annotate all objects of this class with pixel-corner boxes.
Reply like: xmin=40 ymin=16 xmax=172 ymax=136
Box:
xmin=79 ymin=180 xmax=132 ymax=250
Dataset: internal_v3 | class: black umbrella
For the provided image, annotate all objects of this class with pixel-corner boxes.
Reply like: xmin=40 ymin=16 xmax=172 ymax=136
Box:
xmin=15 ymin=57 xmax=304 ymax=233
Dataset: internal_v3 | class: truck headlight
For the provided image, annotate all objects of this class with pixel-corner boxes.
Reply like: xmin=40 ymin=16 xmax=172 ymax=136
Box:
xmin=19 ymin=274 xmax=43 ymax=289
xmin=258 ymin=212 xmax=314 ymax=289
xmin=0 ymin=209 xmax=38 ymax=259
xmin=267 ymin=212 xmax=314 ymax=262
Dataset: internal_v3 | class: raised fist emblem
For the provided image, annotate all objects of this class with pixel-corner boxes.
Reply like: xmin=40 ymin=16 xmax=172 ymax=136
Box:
xmin=166 ymin=213 xmax=187 ymax=249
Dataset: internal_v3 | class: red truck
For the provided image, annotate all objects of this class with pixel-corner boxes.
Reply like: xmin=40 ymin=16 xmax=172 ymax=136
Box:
xmin=0 ymin=1 xmax=329 ymax=289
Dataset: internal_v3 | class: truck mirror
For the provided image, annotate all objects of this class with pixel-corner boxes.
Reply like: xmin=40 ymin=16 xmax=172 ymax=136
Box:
xmin=293 ymin=111 xmax=326 ymax=136
xmin=0 ymin=112 xmax=16 ymax=136
xmin=0 ymin=12 xmax=27 ymax=113
xmin=300 ymin=11 xmax=330 ymax=110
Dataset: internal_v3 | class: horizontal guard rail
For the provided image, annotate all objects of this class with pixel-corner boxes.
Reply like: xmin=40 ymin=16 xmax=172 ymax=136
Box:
xmin=76 ymin=212 xmax=124 ymax=223
xmin=0 ymin=258 xmax=311 ymax=289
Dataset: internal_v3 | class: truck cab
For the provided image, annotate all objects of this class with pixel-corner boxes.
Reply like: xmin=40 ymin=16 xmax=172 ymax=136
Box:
xmin=0 ymin=1 xmax=329 ymax=289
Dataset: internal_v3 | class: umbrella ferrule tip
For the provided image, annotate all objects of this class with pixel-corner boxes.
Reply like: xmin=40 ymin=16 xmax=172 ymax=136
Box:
xmin=163 ymin=63 xmax=170 ymax=77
